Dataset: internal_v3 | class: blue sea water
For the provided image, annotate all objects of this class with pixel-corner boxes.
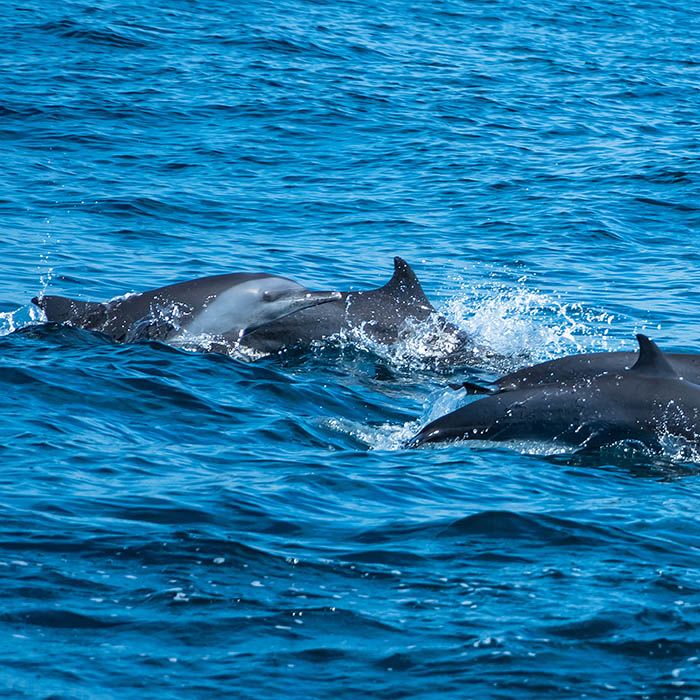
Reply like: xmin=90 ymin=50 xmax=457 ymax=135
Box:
xmin=2 ymin=0 xmax=700 ymax=696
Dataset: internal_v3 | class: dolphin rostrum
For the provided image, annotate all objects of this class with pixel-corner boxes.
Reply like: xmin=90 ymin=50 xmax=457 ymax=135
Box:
xmin=408 ymin=335 xmax=700 ymax=451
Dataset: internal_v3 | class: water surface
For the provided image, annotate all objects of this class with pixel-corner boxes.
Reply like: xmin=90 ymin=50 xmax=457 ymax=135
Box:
xmin=1 ymin=0 xmax=700 ymax=697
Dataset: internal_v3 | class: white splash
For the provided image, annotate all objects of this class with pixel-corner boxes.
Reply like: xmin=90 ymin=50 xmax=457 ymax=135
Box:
xmin=0 ymin=304 xmax=46 ymax=337
xmin=311 ymin=276 xmax=624 ymax=376
xmin=441 ymin=277 xmax=620 ymax=369
xmin=326 ymin=416 xmax=422 ymax=451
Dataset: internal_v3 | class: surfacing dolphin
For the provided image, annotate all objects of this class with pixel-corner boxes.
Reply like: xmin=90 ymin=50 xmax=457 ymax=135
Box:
xmin=451 ymin=342 xmax=700 ymax=395
xmin=238 ymin=256 xmax=474 ymax=358
xmin=32 ymin=257 xmax=479 ymax=360
xmin=32 ymin=273 xmax=342 ymax=348
xmin=407 ymin=335 xmax=700 ymax=451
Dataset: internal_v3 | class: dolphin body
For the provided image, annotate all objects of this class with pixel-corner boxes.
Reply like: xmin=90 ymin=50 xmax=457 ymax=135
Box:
xmin=453 ymin=345 xmax=700 ymax=395
xmin=32 ymin=257 xmax=473 ymax=358
xmin=407 ymin=335 xmax=700 ymax=450
xmin=239 ymin=257 xmax=471 ymax=357
xmin=32 ymin=273 xmax=342 ymax=348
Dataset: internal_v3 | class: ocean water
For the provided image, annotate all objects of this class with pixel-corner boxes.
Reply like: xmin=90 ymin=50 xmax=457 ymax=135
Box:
xmin=2 ymin=0 xmax=700 ymax=697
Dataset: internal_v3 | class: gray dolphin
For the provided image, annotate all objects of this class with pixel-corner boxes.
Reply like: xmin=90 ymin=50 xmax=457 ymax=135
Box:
xmin=32 ymin=273 xmax=342 ymax=346
xmin=452 ymin=345 xmax=700 ymax=395
xmin=33 ymin=258 xmax=477 ymax=359
xmin=407 ymin=335 xmax=700 ymax=450
xmin=238 ymin=257 xmax=471 ymax=357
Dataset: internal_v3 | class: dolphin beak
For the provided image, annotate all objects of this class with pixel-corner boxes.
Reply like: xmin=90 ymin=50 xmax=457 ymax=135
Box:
xmin=275 ymin=289 xmax=342 ymax=320
xmin=286 ymin=290 xmax=341 ymax=315
xmin=302 ymin=290 xmax=342 ymax=306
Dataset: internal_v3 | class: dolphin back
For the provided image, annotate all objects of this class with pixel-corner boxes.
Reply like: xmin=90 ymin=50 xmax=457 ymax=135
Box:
xmin=32 ymin=295 xmax=108 ymax=328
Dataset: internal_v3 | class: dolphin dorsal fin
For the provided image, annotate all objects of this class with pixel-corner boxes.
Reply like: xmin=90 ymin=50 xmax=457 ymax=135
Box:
xmin=380 ymin=257 xmax=433 ymax=309
xmin=630 ymin=334 xmax=677 ymax=377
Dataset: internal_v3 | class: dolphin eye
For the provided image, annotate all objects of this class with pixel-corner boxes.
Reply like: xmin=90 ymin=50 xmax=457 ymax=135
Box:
xmin=262 ymin=289 xmax=288 ymax=303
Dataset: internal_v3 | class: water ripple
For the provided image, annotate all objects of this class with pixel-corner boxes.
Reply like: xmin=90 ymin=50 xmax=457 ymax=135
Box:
xmin=2 ymin=0 xmax=700 ymax=696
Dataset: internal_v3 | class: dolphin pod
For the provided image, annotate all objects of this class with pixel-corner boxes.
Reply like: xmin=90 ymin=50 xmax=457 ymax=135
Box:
xmin=29 ymin=258 xmax=700 ymax=455
xmin=407 ymin=335 xmax=700 ymax=451
xmin=32 ymin=257 xmax=475 ymax=358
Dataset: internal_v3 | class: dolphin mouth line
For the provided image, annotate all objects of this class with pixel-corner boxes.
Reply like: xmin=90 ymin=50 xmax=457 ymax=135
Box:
xmin=303 ymin=291 xmax=342 ymax=302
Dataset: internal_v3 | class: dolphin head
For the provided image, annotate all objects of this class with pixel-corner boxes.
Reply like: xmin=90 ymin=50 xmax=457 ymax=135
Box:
xmin=248 ymin=281 xmax=342 ymax=335
xmin=170 ymin=275 xmax=341 ymax=342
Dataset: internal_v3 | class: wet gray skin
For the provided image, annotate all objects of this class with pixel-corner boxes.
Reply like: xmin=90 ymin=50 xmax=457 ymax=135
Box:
xmin=238 ymin=257 xmax=474 ymax=357
xmin=408 ymin=335 xmax=700 ymax=450
xmin=455 ymin=343 xmax=700 ymax=395
xmin=496 ymin=349 xmax=700 ymax=391
xmin=33 ymin=273 xmax=341 ymax=345
xmin=33 ymin=258 xmax=483 ymax=359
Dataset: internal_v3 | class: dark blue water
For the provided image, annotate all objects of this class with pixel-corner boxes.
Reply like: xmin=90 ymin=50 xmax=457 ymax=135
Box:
xmin=2 ymin=0 xmax=700 ymax=697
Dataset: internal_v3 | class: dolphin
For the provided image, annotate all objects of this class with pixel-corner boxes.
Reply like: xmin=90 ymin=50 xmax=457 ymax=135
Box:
xmin=451 ymin=344 xmax=700 ymax=395
xmin=237 ymin=256 xmax=472 ymax=356
xmin=32 ymin=273 xmax=342 ymax=347
xmin=33 ymin=257 xmax=480 ymax=359
xmin=407 ymin=335 xmax=700 ymax=451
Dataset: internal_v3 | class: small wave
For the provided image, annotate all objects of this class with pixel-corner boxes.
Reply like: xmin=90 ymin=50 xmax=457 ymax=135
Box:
xmin=346 ymin=508 xmax=650 ymax=553
xmin=105 ymin=502 xmax=217 ymax=526
xmin=218 ymin=35 xmax=344 ymax=61
xmin=82 ymin=196 xmax=191 ymax=221
xmin=0 ymin=609 xmax=123 ymax=629
xmin=439 ymin=510 xmax=615 ymax=546
xmin=339 ymin=548 xmax=428 ymax=567
xmin=37 ymin=19 xmax=149 ymax=49
xmin=545 ymin=614 xmax=621 ymax=640
xmin=635 ymin=196 xmax=699 ymax=213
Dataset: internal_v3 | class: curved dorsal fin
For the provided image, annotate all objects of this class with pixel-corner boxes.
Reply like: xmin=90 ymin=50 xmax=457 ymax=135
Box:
xmin=379 ymin=257 xmax=433 ymax=309
xmin=630 ymin=334 xmax=677 ymax=377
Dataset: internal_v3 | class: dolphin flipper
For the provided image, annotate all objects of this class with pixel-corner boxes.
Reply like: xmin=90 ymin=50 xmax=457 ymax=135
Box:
xmin=448 ymin=380 xmax=495 ymax=395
